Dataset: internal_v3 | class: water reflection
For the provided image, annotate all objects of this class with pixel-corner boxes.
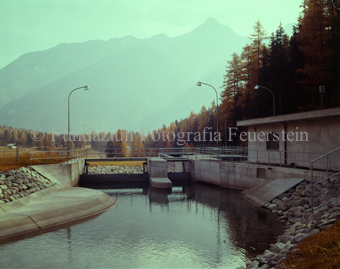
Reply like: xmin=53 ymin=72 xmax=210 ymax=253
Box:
xmin=185 ymin=183 xmax=283 ymax=257
xmin=145 ymin=183 xmax=283 ymax=258
xmin=0 ymin=182 xmax=283 ymax=268
xmin=148 ymin=187 xmax=171 ymax=205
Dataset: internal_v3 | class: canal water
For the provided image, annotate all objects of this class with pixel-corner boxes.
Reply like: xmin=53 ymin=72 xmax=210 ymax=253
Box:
xmin=0 ymin=182 xmax=283 ymax=268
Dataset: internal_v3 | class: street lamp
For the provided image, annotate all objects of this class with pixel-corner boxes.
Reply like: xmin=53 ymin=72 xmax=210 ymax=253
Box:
xmin=67 ymin=85 xmax=89 ymax=160
xmin=319 ymin=85 xmax=325 ymax=107
xmin=254 ymin=85 xmax=275 ymax=116
xmin=196 ymin=81 xmax=219 ymax=147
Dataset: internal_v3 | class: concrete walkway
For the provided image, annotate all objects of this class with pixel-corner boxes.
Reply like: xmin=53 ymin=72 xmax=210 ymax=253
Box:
xmin=0 ymin=186 xmax=115 ymax=240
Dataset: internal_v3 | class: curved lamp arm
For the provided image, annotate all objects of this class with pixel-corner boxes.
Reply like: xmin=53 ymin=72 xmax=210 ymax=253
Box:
xmin=196 ymin=81 xmax=219 ymax=146
xmin=255 ymin=85 xmax=275 ymax=116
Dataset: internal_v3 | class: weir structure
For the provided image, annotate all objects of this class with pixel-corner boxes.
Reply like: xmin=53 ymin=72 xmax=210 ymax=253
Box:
xmin=81 ymin=155 xmax=191 ymax=189
xmin=81 ymin=146 xmax=340 ymax=209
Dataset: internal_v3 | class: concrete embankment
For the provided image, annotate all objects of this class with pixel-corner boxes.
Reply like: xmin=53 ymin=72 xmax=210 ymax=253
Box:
xmin=190 ymin=160 xmax=330 ymax=190
xmin=0 ymin=160 xmax=115 ymax=241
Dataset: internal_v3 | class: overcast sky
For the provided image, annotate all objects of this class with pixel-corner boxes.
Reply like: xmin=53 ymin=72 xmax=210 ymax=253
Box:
xmin=0 ymin=0 xmax=302 ymax=68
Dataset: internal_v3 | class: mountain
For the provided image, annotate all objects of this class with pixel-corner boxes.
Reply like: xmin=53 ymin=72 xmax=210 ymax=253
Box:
xmin=0 ymin=36 xmax=143 ymax=108
xmin=0 ymin=18 xmax=248 ymax=133
xmin=283 ymin=23 xmax=295 ymax=36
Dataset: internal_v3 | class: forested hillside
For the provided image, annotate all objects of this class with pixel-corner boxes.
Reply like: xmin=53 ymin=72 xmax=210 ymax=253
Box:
xmin=145 ymin=0 xmax=340 ymax=147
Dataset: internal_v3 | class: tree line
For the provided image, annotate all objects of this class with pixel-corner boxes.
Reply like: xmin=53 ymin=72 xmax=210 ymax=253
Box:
xmin=0 ymin=125 xmax=86 ymax=151
xmin=0 ymin=126 xmax=146 ymax=157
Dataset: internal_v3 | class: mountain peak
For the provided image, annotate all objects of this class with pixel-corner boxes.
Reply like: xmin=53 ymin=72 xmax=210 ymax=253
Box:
xmin=150 ymin=33 xmax=170 ymax=40
xmin=184 ymin=17 xmax=234 ymax=38
xmin=203 ymin=17 xmax=220 ymax=25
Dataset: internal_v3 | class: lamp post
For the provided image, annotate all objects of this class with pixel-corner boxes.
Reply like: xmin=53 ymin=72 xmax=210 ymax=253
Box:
xmin=196 ymin=81 xmax=219 ymax=147
xmin=254 ymin=85 xmax=275 ymax=116
xmin=319 ymin=85 xmax=325 ymax=107
xmin=67 ymin=85 xmax=89 ymax=160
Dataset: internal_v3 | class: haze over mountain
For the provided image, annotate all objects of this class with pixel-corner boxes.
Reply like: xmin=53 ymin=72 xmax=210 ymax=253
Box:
xmin=0 ymin=18 xmax=249 ymax=134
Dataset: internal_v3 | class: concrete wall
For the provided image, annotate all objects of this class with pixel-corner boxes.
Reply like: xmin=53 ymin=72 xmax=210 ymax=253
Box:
xmin=167 ymin=161 xmax=191 ymax=172
xmin=286 ymin=118 xmax=340 ymax=170
xmin=147 ymin=157 xmax=167 ymax=178
xmin=246 ymin=118 xmax=340 ymax=171
xmin=31 ymin=159 xmax=85 ymax=187
xmin=190 ymin=160 xmax=332 ymax=191
xmin=247 ymin=123 xmax=284 ymax=166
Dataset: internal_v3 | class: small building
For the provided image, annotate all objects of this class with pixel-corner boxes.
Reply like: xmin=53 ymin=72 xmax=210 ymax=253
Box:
xmin=237 ymin=107 xmax=340 ymax=171
xmin=6 ymin=143 xmax=17 ymax=149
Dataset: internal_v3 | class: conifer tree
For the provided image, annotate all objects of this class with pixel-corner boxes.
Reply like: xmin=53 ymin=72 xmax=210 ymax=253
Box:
xmin=106 ymin=129 xmax=129 ymax=157
xmin=197 ymin=105 xmax=209 ymax=134
xmin=222 ymin=52 xmax=243 ymax=97
xmin=105 ymin=140 xmax=115 ymax=157
xmin=298 ymin=0 xmax=335 ymax=107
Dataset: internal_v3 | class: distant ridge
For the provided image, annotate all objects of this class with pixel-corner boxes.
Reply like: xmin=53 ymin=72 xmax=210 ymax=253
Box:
xmin=0 ymin=19 xmax=248 ymax=132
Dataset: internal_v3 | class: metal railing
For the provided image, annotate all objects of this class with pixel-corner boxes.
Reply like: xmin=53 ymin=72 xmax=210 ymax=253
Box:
xmin=247 ymin=149 xmax=328 ymax=168
xmin=86 ymin=147 xmax=196 ymax=160
xmin=85 ymin=146 xmax=247 ymax=161
xmin=0 ymin=139 xmax=86 ymax=166
xmin=189 ymin=148 xmax=330 ymax=169
xmin=190 ymin=146 xmax=247 ymax=161
xmin=310 ymin=147 xmax=340 ymax=212
xmin=28 ymin=148 xmax=85 ymax=165
xmin=84 ymin=146 xmax=335 ymax=168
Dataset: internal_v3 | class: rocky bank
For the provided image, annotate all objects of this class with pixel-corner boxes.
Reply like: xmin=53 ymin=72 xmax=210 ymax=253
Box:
xmin=0 ymin=167 xmax=55 ymax=205
xmin=0 ymin=165 xmax=143 ymax=205
xmin=244 ymin=175 xmax=340 ymax=269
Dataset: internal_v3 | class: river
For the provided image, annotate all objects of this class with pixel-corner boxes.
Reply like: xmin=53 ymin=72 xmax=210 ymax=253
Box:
xmin=0 ymin=182 xmax=283 ymax=268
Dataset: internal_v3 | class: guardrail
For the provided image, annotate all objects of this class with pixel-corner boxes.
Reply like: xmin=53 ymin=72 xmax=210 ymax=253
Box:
xmin=310 ymin=147 xmax=340 ymax=213
xmin=86 ymin=147 xmax=246 ymax=161
xmin=186 ymin=148 xmax=329 ymax=169
xmin=191 ymin=147 xmax=247 ymax=160
xmin=86 ymin=147 xmax=198 ymax=159
xmin=247 ymin=149 xmax=327 ymax=169
xmin=86 ymin=147 xmax=331 ymax=169
xmin=28 ymin=148 xmax=85 ymax=165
